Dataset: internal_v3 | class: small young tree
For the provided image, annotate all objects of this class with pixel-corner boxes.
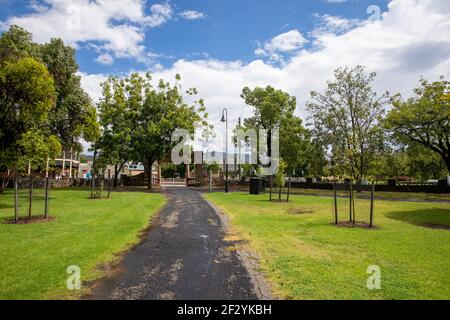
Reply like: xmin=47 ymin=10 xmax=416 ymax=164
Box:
xmin=307 ymin=66 xmax=389 ymax=183
xmin=275 ymin=159 xmax=287 ymax=201
xmin=18 ymin=130 xmax=61 ymax=218
xmin=97 ymin=77 xmax=133 ymax=187
xmin=241 ymin=86 xmax=312 ymax=187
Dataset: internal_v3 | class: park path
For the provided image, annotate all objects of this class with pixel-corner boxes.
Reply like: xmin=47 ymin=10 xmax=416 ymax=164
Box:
xmin=89 ymin=187 xmax=258 ymax=300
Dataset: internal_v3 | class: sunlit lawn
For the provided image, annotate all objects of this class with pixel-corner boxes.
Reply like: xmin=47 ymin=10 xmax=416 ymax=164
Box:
xmin=0 ymin=189 xmax=165 ymax=300
xmin=206 ymin=192 xmax=450 ymax=300
xmin=276 ymin=188 xmax=450 ymax=202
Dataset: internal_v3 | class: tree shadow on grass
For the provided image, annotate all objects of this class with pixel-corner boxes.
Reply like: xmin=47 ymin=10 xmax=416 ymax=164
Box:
xmin=386 ymin=208 xmax=450 ymax=230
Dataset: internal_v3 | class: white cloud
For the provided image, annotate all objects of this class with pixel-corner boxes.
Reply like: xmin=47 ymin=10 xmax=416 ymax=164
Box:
xmin=255 ymin=30 xmax=308 ymax=63
xmin=312 ymin=13 xmax=361 ymax=35
xmin=0 ymin=0 xmax=178 ymax=64
xmin=180 ymin=10 xmax=205 ymax=20
xmin=96 ymin=53 xmax=114 ymax=66
xmin=146 ymin=2 xmax=173 ymax=27
xmin=79 ymin=0 xmax=450 ymax=154
xmin=78 ymin=72 xmax=108 ymax=104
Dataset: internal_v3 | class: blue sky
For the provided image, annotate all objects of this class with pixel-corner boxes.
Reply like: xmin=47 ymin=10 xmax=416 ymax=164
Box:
xmin=1 ymin=0 xmax=449 ymax=153
xmin=1 ymin=0 xmax=389 ymax=75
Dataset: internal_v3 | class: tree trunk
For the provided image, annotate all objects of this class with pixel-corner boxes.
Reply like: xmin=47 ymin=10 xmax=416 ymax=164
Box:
xmin=446 ymin=156 xmax=450 ymax=174
xmin=146 ymin=164 xmax=153 ymax=189
xmin=107 ymin=178 xmax=112 ymax=199
xmin=0 ymin=169 xmax=12 ymax=193
xmin=358 ymin=144 xmax=364 ymax=192
xmin=113 ymin=164 xmax=119 ymax=188
xmin=113 ymin=161 xmax=126 ymax=188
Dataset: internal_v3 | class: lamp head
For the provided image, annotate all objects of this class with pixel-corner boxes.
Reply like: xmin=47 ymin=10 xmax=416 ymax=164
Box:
xmin=221 ymin=110 xmax=226 ymax=122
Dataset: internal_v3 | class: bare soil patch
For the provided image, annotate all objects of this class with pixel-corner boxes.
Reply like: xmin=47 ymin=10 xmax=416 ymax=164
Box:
xmin=334 ymin=221 xmax=378 ymax=229
xmin=4 ymin=216 xmax=55 ymax=225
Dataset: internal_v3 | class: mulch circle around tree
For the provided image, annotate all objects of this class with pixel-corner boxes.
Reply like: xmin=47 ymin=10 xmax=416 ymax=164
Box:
xmin=334 ymin=221 xmax=378 ymax=229
xmin=4 ymin=216 xmax=55 ymax=225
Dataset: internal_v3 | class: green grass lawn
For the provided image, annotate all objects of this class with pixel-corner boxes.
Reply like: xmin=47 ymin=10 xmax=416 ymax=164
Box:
xmin=0 ymin=189 xmax=165 ymax=300
xmin=205 ymin=192 xmax=450 ymax=300
xmin=277 ymin=188 xmax=450 ymax=202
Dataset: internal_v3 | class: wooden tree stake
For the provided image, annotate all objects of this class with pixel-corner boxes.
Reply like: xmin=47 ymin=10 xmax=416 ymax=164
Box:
xmin=14 ymin=178 xmax=19 ymax=224
xmin=334 ymin=183 xmax=338 ymax=225
xmin=44 ymin=177 xmax=49 ymax=219
xmin=370 ymin=183 xmax=375 ymax=228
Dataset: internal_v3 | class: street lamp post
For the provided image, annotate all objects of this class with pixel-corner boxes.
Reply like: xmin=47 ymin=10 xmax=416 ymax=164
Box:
xmin=221 ymin=108 xmax=229 ymax=193
xmin=238 ymin=117 xmax=242 ymax=181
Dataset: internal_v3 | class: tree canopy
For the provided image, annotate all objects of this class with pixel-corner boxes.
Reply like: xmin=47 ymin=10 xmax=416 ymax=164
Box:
xmin=97 ymin=73 xmax=208 ymax=188
xmin=0 ymin=25 xmax=99 ymax=191
xmin=241 ymin=86 xmax=318 ymax=177
xmin=41 ymin=38 xmax=99 ymax=148
xmin=385 ymin=77 xmax=449 ymax=172
xmin=96 ymin=76 xmax=137 ymax=186
xmin=0 ymin=57 xmax=58 ymax=172
xmin=307 ymin=66 xmax=389 ymax=182
xmin=0 ymin=25 xmax=99 ymax=153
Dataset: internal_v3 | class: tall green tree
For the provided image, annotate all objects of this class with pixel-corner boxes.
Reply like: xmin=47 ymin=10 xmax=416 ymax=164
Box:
xmin=367 ymin=148 xmax=410 ymax=181
xmin=0 ymin=25 xmax=38 ymax=62
xmin=241 ymin=86 xmax=315 ymax=177
xmin=40 ymin=38 xmax=99 ymax=149
xmin=0 ymin=58 xmax=56 ymax=184
xmin=1 ymin=26 xmax=99 ymax=150
xmin=0 ymin=25 xmax=99 ymax=192
xmin=135 ymin=73 xmax=207 ymax=188
xmin=100 ymin=73 xmax=207 ymax=189
xmin=406 ymin=143 xmax=448 ymax=181
xmin=307 ymin=66 xmax=389 ymax=182
xmin=97 ymin=77 xmax=134 ymax=187
xmin=385 ymin=76 xmax=449 ymax=173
